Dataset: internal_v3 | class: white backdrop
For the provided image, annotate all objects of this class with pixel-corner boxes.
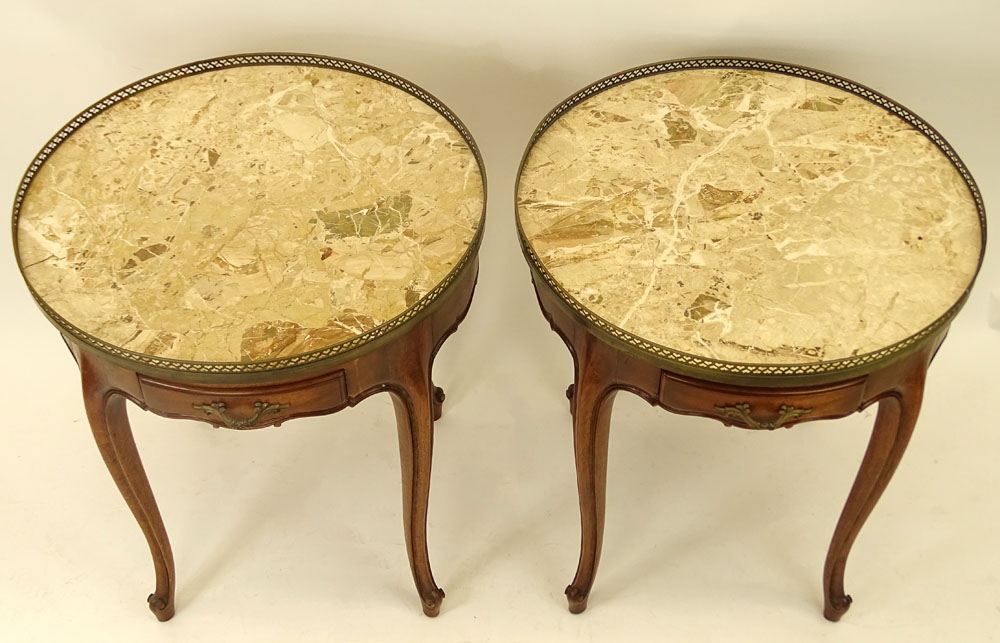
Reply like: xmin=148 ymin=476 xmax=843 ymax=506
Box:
xmin=2 ymin=2 xmax=998 ymax=641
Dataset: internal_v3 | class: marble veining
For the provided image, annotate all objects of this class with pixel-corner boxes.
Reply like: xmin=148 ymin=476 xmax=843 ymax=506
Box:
xmin=518 ymin=68 xmax=982 ymax=365
xmin=17 ymin=64 xmax=484 ymax=363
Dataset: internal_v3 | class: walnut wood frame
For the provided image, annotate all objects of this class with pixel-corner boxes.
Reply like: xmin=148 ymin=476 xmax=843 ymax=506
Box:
xmin=62 ymin=258 xmax=478 ymax=621
xmin=532 ymin=271 xmax=944 ymax=621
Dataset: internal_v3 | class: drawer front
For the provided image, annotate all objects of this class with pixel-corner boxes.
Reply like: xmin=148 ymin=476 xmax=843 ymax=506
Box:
xmin=658 ymin=371 xmax=868 ymax=431
xmin=138 ymin=370 xmax=349 ymax=429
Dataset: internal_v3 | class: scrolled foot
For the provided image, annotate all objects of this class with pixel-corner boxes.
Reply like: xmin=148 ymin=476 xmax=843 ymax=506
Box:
xmin=565 ymin=584 xmax=589 ymax=614
xmin=432 ymin=386 xmax=446 ymax=421
xmin=420 ymin=587 xmax=446 ymax=617
xmin=147 ymin=593 xmax=175 ymax=622
xmin=824 ymin=593 xmax=852 ymax=622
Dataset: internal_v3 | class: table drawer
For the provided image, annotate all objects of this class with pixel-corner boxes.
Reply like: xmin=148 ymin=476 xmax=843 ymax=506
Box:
xmin=138 ymin=370 xmax=349 ymax=429
xmin=658 ymin=371 xmax=868 ymax=431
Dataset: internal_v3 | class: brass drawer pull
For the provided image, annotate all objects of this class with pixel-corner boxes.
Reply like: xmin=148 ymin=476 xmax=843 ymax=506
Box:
xmin=714 ymin=402 xmax=812 ymax=430
xmin=191 ymin=401 xmax=290 ymax=429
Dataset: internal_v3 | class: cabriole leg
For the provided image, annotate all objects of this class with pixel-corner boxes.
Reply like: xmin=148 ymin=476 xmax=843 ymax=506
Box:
xmin=823 ymin=376 xmax=924 ymax=621
xmin=81 ymin=354 xmax=176 ymax=621
xmin=389 ymin=347 xmax=445 ymax=617
xmin=565 ymin=340 xmax=619 ymax=614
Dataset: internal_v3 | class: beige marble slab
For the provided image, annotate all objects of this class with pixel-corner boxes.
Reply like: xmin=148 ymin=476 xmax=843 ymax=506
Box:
xmin=17 ymin=63 xmax=484 ymax=364
xmin=517 ymin=67 xmax=982 ymax=365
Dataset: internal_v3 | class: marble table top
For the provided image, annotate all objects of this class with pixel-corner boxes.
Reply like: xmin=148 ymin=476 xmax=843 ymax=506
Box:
xmin=517 ymin=60 xmax=984 ymax=374
xmin=15 ymin=55 xmax=484 ymax=371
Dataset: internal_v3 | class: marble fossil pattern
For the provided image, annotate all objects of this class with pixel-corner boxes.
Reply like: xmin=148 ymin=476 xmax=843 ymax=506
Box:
xmin=517 ymin=68 xmax=982 ymax=365
xmin=17 ymin=64 xmax=483 ymax=363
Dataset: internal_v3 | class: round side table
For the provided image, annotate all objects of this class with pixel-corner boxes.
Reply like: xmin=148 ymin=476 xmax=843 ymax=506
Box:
xmin=516 ymin=58 xmax=985 ymax=620
xmin=13 ymin=53 xmax=486 ymax=620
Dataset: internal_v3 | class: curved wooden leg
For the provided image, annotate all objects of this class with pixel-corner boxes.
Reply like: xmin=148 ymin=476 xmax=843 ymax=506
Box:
xmin=823 ymin=377 xmax=924 ymax=621
xmin=389 ymin=361 xmax=444 ymax=617
xmin=81 ymin=358 xmax=176 ymax=621
xmin=566 ymin=341 xmax=618 ymax=614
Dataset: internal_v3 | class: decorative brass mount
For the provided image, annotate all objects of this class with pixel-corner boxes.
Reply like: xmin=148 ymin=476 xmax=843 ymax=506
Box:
xmin=714 ymin=402 xmax=812 ymax=430
xmin=191 ymin=401 xmax=291 ymax=429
